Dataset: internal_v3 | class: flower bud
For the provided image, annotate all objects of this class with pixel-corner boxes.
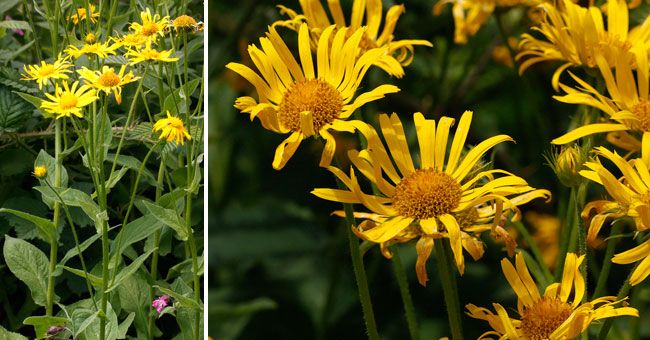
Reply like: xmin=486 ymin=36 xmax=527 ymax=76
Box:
xmin=545 ymin=146 xmax=587 ymax=187
xmin=34 ymin=166 xmax=47 ymax=179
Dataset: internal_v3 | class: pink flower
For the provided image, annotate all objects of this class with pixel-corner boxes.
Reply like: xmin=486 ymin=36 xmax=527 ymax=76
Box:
xmin=152 ymin=295 xmax=170 ymax=313
xmin=5 ymin=16 xmax=24 ymax=36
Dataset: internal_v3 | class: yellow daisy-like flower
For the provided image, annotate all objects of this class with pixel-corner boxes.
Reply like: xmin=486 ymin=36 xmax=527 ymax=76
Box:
xmin=312 ymin=111 xmax=550 ymax=285
xmin=64 ymin=41 xmax=118 ymax=59
xmin=170 ymin=15 xmax=204 ymax=35
xmin=21 ymin=53 xmax=72 ymax=90
xmin=41 ymin=81 xmax=98 ymax=119
xmin=77 ymin=65 xmax=139 ymax=104
xmin=433 ymin=0 xmax=526 ymax=44
xmin=226 ymin=24 xmax=404 ymax=170
xmin=579 ymin=146 xmax=650 ymax=285
xmin=551 ymin=50 xmax=650 ymax=161
xmin=517 ymin=0 xmax=650 ymax=90
xmin=111 ymin=32 xmax=147 ymax=49
xmin=130 ymin=8 xmax=169 ymax=42
xmin=153 ymin=111 xmax=192 ymax=145
xmin=275 ymin=0 xmax=432 ymax=68
xmin=33 ymin=166 xmax=47 ymax=179
xmin=67 ymin=4 xmax=100 ymax=24
xmin=124 ymin=42 xmax=179 ymax=64
xmin=467 ymin=252 xmax=638 ymax=340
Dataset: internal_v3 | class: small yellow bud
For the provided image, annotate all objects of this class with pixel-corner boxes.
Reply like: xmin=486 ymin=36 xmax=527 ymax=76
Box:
xmin=545 ymin=146 xmax=587 ymax=187
xmin=34 ymin=166 xmax=48 ymax=179
xmin=85 ymin=33 xmax=96 ymax=44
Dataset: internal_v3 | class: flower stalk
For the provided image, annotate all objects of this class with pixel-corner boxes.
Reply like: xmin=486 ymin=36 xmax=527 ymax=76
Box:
xmin=435 ymin=238 xmax=463 ymax=340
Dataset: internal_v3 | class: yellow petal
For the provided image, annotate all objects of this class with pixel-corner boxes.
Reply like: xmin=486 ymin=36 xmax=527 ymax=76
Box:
xmin=551 ymin=124 xmax=628 ymax=145
xmin=415 ymin=235 xmax=434 ymax=286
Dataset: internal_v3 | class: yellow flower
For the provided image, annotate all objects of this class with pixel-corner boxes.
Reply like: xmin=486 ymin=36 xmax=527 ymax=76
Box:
xmin=226 ymin=24 xmax=404 ymax=170
xmin=312 ymin=111 xmax=550 ymax=285
xmin=34 ymin=166 xmax=47 ymax=179
xmin=524 ymin=211 xmax=560 ymax=270
xmin=580 ymin=146 xmax=650 ymax=285
xmin=85 ymin=33 xmax=97 ymax=44
xmin=467 ymin=252 xmax=638 ymax=339
xmin=21 ymin=53 xmax=72 ymax=90
xmin=64 ymin=42 xmax=118 ymax=59
xmin=153 ymin=111 xmax=192 ymax=145
xmin=551 ymin=49 xmax=650 ymax=161
xmin=41 ymin=80 xmax=98 ymax=119
xmin=275 ymin=0 xmax=431 ymax=68
xmin=67 ymin=4 xmax=99 ymax=24
xmin=111 ymin=32 xmax=147 ymax=49
xmin=77 ymin=65 xmax=139 ymax=104
xmin=124 ymin=42 xmax=179 ymax=64
xmin=130 ymin=8 xmax=169 ymax=42
xmin=170 ymin=15 xmax=204 ymax=35
xmin=434 ymin=0 xmax=526 ymax=44
xmin=517 ymin=0 xmax=650 ymax=90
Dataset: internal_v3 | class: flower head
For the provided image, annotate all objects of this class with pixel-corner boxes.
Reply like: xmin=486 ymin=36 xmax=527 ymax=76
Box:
xmin=64 ymin=41 xmax=118 ymax=59
xmin=170 ymin=15 xmax=204 ymax=34
xmin=41 ymin=80 xmax=98 ymax=119
xmin=111 ymin=32 xmax=147 ymax=48
xmin=152 ymin=295 xmax=170 ymax=313
xmin=34 ymin=166 xmax=47 ymax=179
xmin=85 ymin=33 xmax=97 ymax=44
xmin=78 ymin=65 xmax=139 ymax=104
xmin=227 ymin=24 xmax=404 ymax=170
xmin=21 ymin=53 xmax=73 ymax=90
xmin=580 ymin=147 xmax=650 ymax=285
xmin=153 ymin=111 xmax=192 ymax=145
xmin=124 ymin=42 xmax=179 ymax=64
xmin=467 ymin=252 xmax=638 ymax=339
xmin=67 ymin=4 xmax=99 ymax=24
xmin=130 ymin=8 xmax=169 ymax=42
xmin=275 ymin=0 xmax=431 ymax=68
xmin=312 ymin=111 xmax=550 ymax=285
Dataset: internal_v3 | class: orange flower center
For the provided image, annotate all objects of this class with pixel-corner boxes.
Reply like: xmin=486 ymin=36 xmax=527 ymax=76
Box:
xmin=278 ymin=79 xmax=343 ymax=133
xmin=521 ymin=297 xmax=573 ymax=340
xmin=142 ymin=22 xmax=160 ymax=36
xmin=39 ymin=64 xmax=55 ymax=77
xmin=59 ymin=93 xmax=78 ymax=110
xmin=344 ymin=29 xmax=377 ymax=54
xmin=98 ymin=71 xmax=121 ymax=87
xmin=632 ymin=100 xmax=650 ymax=132
xmin=392 ymin=168 xmax=462 ymax=220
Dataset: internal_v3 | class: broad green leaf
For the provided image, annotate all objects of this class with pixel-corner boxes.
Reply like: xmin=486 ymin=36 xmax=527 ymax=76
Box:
xmin=34 ymin=149 xmax=69 ymax=189
xmin=172 ymin=278 xmax=203 ymax=340
xmin=106 ymin=247 xmax=157 ymax=292
xmin=139 ymin=200 xmax=188 ymax=241
xmin=14 ymin=91 xmax=49 ymax=118
xmin=109 ymin=215 xmax=163 ymax=259
xmin=0 ymin=20 xmax=30 ymax=31
xmin=158 ymin=188 xmax=185 ymax=210
xmin=33 ymin=186 xmax=104 ymax=233
xmin=0 ymin=86 xmax=32 ymax=134
xmin=71 ymin=308 xmax=97 ymax=337
xmin=163 ymin=78 xmax=200 ymax=115
xmin=188 ymin=168 xmax=202 ymax=195
xmin=0 ymin=325 xmax=28 ymax=340
xmin=1 ymin=197 xmax=50 ymax=241
xmin=117 ymin=312 xmax=135 ymax=338
xmin=166 ymin=251 xmax=203 ymax=281
xmin=54 ymin=233 xmax=101 ymax=276
xmin=23 ymin=316 xmax=68 ymax=340
xmin=3 ymin=236 xmax=51 ymax=306
xmin=83 ymin=302 xmax=119 ymax=340
xmin=105 ymin=153 xmax=158 ymax=188
xmin=0 ymin=208 xmax=56 ymax=244
xmin=117 ymin=273 xmax=150 ymax=339
xmin=153 ymin=285 xmax=202 ymax=311
xmin=105 ymin=167 xmax=128 ymax=191
xmin=58 ymin=265 xmax=103 ymax=287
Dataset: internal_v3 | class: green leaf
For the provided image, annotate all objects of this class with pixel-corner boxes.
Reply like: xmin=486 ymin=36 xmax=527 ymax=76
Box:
xmin=54 ymin=233 xmax=101 ymax=276
xmin=0 ymin=325 xmax=28 ymax=340
xmin=58 ymin=265 xmax=103 ymax=287
xmin=105 ymin=153 xmax=158 ymax=188
xmin=0 ymin=149 xmax=33 ymax=175
xmin=3 ymin=236 xmax=51 ymax=306
xmin=35 ymin=149 xmax=69 ymax=188
xmin=163 ymin=78 xmax=200 ymax=116
xmin=0 ymin=208 xmax=56 ymax=244
xmin=83 ymin=302 xmax=119 ymax=340
xmin=104 ymin=166 xmax=128 ymax=192
xmin=71 ymin=308 xmax=97 ymax=338
xmin=117 ymin=273 xmax=150 ymax=339
xmin=109 ymin=215 xmax=163 ymax=259
xmin=33 ymin=186 xmax=104 ymax=233
xmin=158 ymin=188 xmax=186 ymax=210
xmin=154 ymin=285 xmax=202 ymax=311
xmin=0 ymin=86 xmax=32 ymax=134
xmin=0 ymin=0 xmax=21 ymax=17
xmin=117 ymin=312 xmax=135 ymax=338
xmin=0 ymin=20 xmax=30 ymax=31
xmin=23 ymin=316 xmax=68 ymax=340
xmin=209 ymin=297 xmax=277 ymax=340
xmin=139 ymin=200 xmax=188 ymax=241
xmin=172 ymin=278 xmax=203 ymax=340
xmin=106 ymin=247 xmax=157 ymax=292
xmin=166 ymin=251 xmax=203 ymax=281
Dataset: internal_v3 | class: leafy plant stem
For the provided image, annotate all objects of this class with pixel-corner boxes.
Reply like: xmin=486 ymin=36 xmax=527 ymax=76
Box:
xmin=593 ymin=224 xmax=622 ymax=299
xmin=555 ymin=191 xmax=576 ymax=281
xmin=45 ymin=119 xmax=63 ymax=316
xmin=574 ymin=184 xmax=588 ymax=303
xmin=148 ymin=153 xmax=167 ymax=340
xmin=21 ymin=0 xmax=41 ymax=62
xmin=389 ymin=245 xmax=420 ymax=340
xmin=434 ymin=238 xmax=464 ymax=340
xmin=330 ymin=155 xmax=379 ymax=340
xmin=105 ymin=0 xmax=119 ymax=43
xmin=596 ymin=261 xmax=640 ymax=340
xmin=109 ymin=63 xmax=149 ymax=180
xmin=512 ymin=221 xmax=553 ymax=283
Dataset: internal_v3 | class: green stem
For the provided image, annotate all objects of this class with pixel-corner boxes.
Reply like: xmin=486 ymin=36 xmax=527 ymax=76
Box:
xmin=21 ymin=0 xmax=41 ymax=62
xmin=148 ymin=154 xmax=166 ymax=340
xmin=555 ymin=191 xmax=575 ymax=281
xmin=593 ymin=224 xmax=622 ymax=299
xmin=45 ymin=119 xmax=63 ymax=316
xmin=573 ymin=184 xmax=588 ymax=306
xmin=389 ymin=245 xmax=420 ymax=340
xmin=596 ymin=262 xmax=640 ymax=340
xmin=512 ymin=221 xmax=553 ymax=283
xmin=434 ymin=238 xmax=463 ymax=340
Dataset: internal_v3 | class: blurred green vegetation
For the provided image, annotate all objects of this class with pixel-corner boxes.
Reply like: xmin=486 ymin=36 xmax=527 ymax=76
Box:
xmin=208 ymin=0 xmax=649 ymax=339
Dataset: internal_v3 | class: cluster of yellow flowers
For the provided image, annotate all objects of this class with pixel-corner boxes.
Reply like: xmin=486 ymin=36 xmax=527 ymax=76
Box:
xmin=20 ymin=6 xmax=200 ymax=145
xmin=227 ymin=0 xmax=650 ymax=338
